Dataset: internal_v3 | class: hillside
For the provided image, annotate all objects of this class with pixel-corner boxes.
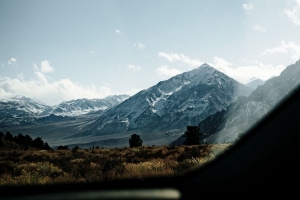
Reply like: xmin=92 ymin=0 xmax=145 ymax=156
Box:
xmin=61 ymin=64 xmax=252 ymax=148
xmin=0 ymin=64 xmax=253 ymax=148
xmin=198 ymin=59 xmax=300 ymax=143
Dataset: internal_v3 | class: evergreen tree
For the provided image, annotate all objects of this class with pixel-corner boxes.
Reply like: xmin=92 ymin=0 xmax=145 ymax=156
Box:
xmin=24 ymin=134 xmax=33 ymax=147
xmin=0 ymin=132 xmax=4 ymax=147
xmin=4 ymin=132 xmax=13 ymax=141
xmin=129 ymin=134 xmax=143 ymax=148
xmin=32 ymin=137 xmax=44 ymax=149
xmin=44 ymin=142 xmax=52 ymax=150
xmin=183 ymin=126 xmax=203 ymax=145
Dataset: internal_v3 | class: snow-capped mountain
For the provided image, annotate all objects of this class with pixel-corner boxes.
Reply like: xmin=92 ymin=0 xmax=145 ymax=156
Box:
xmin=70 ymin=64 xmax=252 ymax=145
xmin=245 ymin=77 xmax=265 ymax=89
xmin=49 ymin=95 xmax=130 ymax=116
xmin=0 ymin=96 xmax=52 ymax=118
xmin=0 ymin=96 xmax=52 ymax=126
xmin=195 ymin=59 xmax=300 ymax=144
xmin=0 ymin=95 xmax=130 ymax=127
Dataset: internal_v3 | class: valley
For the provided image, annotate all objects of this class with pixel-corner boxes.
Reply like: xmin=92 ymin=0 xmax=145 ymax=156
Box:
xmin=1 ymin=60 xmax=300 ymax=149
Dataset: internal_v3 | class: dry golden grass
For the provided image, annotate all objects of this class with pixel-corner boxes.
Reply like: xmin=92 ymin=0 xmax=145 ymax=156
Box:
xmin=0 ymin=144 xmax=232 ymax=186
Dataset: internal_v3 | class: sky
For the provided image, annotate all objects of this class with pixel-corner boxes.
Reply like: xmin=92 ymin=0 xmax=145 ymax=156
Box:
xmin=1 ymin=0 xmax=300 ymax=106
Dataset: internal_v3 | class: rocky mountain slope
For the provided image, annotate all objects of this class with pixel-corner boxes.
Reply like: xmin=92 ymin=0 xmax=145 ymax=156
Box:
xmin=1 ymin=64 xmax=256 ymax=148
xmin=196 ymin=59 xmax=300 ymax=144
xmin=0 ymin=95 xmax=130 ymax=127
xmin=67 ymin=64 xmax=252 ymax=147
xmin=49 ymin=95 xmax=130 ymax=116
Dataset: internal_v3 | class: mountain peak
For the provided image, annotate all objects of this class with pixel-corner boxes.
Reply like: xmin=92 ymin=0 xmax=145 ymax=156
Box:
xmin=200 ymin=63 xmax=214 ymax=68
xmin=245 ymin=77 xmax=263 ymax=84
xmin=193 ymin=63 xmax=216 ymax=72
xmin=179 ymin=63 xmax=216 ymax=80
xmin=12 ymin=95 xmax=28 ymax=100
xmin=245 ymin=77 xmax=265 ymax=90
xmin=9 ymin=95 xmax=40 ymax=104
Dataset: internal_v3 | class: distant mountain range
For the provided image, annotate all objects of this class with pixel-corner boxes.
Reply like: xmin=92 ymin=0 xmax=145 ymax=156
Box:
xmin=5 ymin=60 xmax=298 ymax=149
xmin=0 ymin=95 xmax=130 ymax=127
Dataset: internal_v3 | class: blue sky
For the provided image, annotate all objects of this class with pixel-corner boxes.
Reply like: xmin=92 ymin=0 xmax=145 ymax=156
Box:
xmin=1 ymin=0 xmax=300 ymax=105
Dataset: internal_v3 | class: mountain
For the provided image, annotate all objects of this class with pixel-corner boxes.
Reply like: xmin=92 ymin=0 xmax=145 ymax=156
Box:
xmin=245 ymin=77 xmax=265 ymax=89
xmin=195 ymin=59 xmax=300 ymax=144
xmin=0 ymin=96 xmax=52 ymax=126
xmin=48 ymin=95 xmax=130 ymax=116
xmin=0 ymin=96 xmax=52 ymax=117
xmin=0 ymin=95 xmax=130 ymax=127
xmin=65 ymin=64 xmax=252 ymax=147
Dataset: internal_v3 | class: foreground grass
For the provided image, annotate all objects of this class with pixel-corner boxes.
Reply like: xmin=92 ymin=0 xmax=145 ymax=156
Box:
xmin=0 ymin=144 xmax=232 ymax=186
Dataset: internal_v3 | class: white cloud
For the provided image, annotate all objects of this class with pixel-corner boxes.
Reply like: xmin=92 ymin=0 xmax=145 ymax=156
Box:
xmin=115 ymin=29 xmax=123 ymax=34
xmin=34 ymin=71 xmax=48 ymax=84
xmin=90 ymin=50 xmax=96 ymax=54
xmin=253 ymin=25 xmax=266 ymax=32
xmin=284 ymin=0 xmax=300 ymax=25
xmin=8 ymin=58 xmax=17 ymax=66
xmin=209 ymin=57 xmax=232 ymax=74
xmin=0 ymin=58 xmax=116 ymax=105
xmin=0 ymin=75 xmax=114 ymax=106
xmin=208 ymin=56 xmax=286 ymax=84
xmin=158 ymin=52 xmax=203 ymax=67
xmin=40 ymin=60 xmax=54 ymax=73
xmin=17 ymin=73 xmax=24 ymax=80
xmin=127 ymin=65 xmax=142 ymax=71
xmin=155 ymin=65 xmax=182 ymax=78
xmin=243 ymin=3 xmax=254 ymax=12
xmin=261 ymin=41 xmax=300 ymax=61
xmin=133 ymin=43 xmax=146 ymax=50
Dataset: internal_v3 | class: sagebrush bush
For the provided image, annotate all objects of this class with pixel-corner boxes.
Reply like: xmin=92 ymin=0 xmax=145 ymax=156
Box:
xmin=0 ymin=144 xmax=232 ymax=186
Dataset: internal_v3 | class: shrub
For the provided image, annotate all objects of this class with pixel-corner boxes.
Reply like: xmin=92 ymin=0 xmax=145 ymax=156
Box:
xmin=57 ymin=145 xmax=69 ymax=150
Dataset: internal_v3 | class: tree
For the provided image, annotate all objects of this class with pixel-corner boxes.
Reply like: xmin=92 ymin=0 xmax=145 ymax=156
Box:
xmin=71 ymin=145 xmax=80 ymax=155
xmin=57 ymin=145 xmax=69 ymax=150
xmin=183 ymin=126 xmax=203 ymax=145
xmin=129 ymin=134 xmax=143 ymax=148
xmin=4 ymin=132 xmax=13 ymax=141
xmin=32 ymin=137 xmax=44 ymax=149
xmin=0 ymin=132 xmax=4 ymax=138
xmin=0 ymin=132 xmax=4 ymax=147
xmin=44 ymin=142 xmax=52 ymax=150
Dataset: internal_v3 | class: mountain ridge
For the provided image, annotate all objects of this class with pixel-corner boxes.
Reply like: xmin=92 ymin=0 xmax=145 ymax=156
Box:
xmin=196 ymin=59 xmax=300 ymax=144
xmin=1 ymin=63 xmax=254 ymax=148
xmin=0 ymin=94 xmax=130 ymax=127
xmin=68 ymin=64 xmax=252 ymax=147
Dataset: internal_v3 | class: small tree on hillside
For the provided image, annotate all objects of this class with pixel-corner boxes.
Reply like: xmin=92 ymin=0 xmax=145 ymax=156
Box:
xmin=129 ymin=134 xmax=143 ymax=148
xmin=183 ymin=126 xmax=203 ymax=145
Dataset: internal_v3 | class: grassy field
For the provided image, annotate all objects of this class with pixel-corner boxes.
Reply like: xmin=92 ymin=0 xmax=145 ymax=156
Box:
xmin=0 ymin=138 xmax=232 ymax=186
